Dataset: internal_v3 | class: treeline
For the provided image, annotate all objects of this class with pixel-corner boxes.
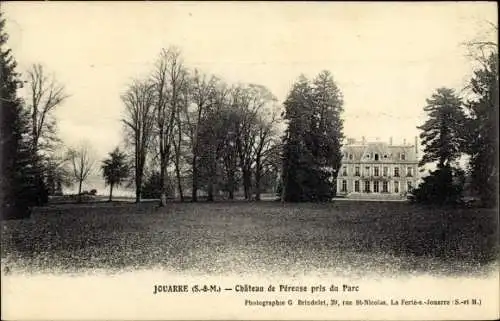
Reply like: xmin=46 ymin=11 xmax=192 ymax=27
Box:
xmin=118 ymin=48 xmax=346 ymax=204
xmin=414 ymin=38 xmax=498 ymax=208
xmin=120 ymin=48 xmax=282 ymax=205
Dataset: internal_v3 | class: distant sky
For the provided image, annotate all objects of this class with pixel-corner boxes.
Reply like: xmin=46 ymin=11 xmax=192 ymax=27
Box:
xmin=2 ymin=2 xmax=497 ymax=192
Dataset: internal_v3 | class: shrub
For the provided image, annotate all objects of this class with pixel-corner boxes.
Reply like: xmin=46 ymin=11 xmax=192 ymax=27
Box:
xmin=412 ymin=165 xmax=464 ymax=206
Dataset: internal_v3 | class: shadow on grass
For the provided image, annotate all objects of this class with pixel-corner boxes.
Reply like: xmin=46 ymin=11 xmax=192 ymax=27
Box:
xmin=1 ymin=201 xmax=498 ymax=276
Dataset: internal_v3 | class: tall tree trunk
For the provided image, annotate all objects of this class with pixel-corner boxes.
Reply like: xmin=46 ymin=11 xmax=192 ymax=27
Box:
xmin=192 ymin=156 xmax=198 ymax=202
xmin=135 ymin=139 xmax=141 ymax=203
xmin=255 ymin=160 xmax=262 ymax=201
xmin=207 ymin=153 xmax=215 ymax=202
xmin=175 ymin=163 xmax=183 ymax=202
xmin=108 ymin=183 xmax=114 ymax=202
xmin=207 ymin=178 xmax=214 ymax=202
xmin=206 ymin=141 xmax=216 ymax=202
xmin=175 ymin=110 xmax=184 ymax=202
xmin=159 ymin=161 xmax=167 ymax=206
xmin=243 ymin=168 xmax=252 ymax=200
xmin=135 ymin=171 xmax=142 ymax=203
xmin=78 ymin=179 xmax=83 ymax=203
xmin=173 ymin=133 xmax=184 ymax=202
xmin=228 ymin=167 xmax=235 ymax=200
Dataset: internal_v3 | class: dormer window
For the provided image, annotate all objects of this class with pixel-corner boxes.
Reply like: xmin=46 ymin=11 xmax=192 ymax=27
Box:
xmin=374 ymin=154 xmax=379 ymax=161
xmin=349 ymin=154 xmax=353 ymax=160
xmin=401 ymin=153 xmax=406 ymax=161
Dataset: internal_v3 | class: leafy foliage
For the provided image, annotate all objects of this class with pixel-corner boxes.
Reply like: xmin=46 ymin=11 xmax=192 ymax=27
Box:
xmin=142 ymin=171 xmax=174 ymax=199
xmin=417 ymin=88 xmax=466 ymax=168
xmin=463 ymin=52 xmax=498 ymax=208
xmin=414 ymin=88 xmax=467 ymax=205
xmin=101 ymin=147 xmax=129 ymax=201
xmin=281 ymin=72 xmax=344 ymax=202
xmin=413 ymin=165 xmax=465 ymax=205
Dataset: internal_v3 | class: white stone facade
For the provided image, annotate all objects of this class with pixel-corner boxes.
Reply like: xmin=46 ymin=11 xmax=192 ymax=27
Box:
xmin=336 ymin=137 xmax=419 ymax=200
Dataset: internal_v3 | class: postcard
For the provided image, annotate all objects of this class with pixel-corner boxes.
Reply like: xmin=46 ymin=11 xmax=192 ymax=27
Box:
xmin=1 ymin=2 xmax=498 ymax=320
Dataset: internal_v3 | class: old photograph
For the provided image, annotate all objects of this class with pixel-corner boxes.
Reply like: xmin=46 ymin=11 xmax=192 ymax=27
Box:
xmin=1 ymin=2 xmax=498 ymax=320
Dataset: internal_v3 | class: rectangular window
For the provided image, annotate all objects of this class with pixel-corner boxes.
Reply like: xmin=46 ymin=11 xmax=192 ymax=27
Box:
xmin=342 ymin=180 xmax=347 ymax=192
xmin=355 ymin=166 xmax=360 ymax=176
xmin=382 ymin=181 xmax=388 ymax=192
xmin=373 ymin=181 xmax=379 ymax=193
xmin=374 ymin=167 xmax=379 ymax=177
xmin=342 ymin=166 xmax=348 ymax=176
xmin=354 ymin=180 xmax=360 ymax=192
xmin=394 ymin=167 xmax=400 ymax=177
xmin=383 ymin=167 xmax=388 ymax=176
xmin=407 ymin=167 xmax=413 ymax=177
xmin=365 ymin=166 xmax=370 ymax=176
xmin=407 ymin=181 xmax=413 ymax=192
xmin=364 ymin=180 xmax=370 ymax=193
xmin=394 ymin=181 xmax=399 ymax=193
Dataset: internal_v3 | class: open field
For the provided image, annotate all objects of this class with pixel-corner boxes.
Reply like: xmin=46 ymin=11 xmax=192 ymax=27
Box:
xmin=1 ymin=201 xmax=498 ymax=277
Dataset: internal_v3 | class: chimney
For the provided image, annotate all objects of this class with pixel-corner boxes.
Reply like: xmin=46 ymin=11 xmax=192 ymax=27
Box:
xmin=362 ymin=136 xmax=366 ymax=145
xmin=389 ymin=137 xmax=393 ymax=146
xmin=414 ymin=136 xmax=418 ymax=155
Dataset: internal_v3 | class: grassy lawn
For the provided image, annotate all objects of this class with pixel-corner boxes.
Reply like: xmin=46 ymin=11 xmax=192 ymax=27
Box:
xmin=1 ymin=201 xmax=498 ymax=277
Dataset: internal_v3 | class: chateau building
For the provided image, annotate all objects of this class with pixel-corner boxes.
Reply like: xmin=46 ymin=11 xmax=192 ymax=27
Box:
xmin=336 ymin=137 xmax=419 ymax=200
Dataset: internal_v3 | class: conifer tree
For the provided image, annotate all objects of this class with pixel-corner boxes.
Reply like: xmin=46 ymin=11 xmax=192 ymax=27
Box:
xmin=414 ymin=87 xmax=466 ymax=205
xmin=282 ymin=75 xmax=312 ymax=202
xmin=464 ymin=52 xmax=498 ymax=208
xmin=311 ymin=70 xmax=344 ymax=198
xmin=1 ymin=12 xmax=39 ymax=218
xmin=281 ymin=72 xmax=344 ymax=202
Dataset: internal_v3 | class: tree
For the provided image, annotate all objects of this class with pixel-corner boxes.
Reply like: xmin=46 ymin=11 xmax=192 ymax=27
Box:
xmin=26 ymin=63 xmax=68 ymax=155
xmin=251 ymin=86 xmax=280 ymax=201
xmin=217 ymin=102 xmax=239 ymax=199
xmin=171 ymin=71 xmax=191 ymax=202
xmin=183 ymin=70 xmax=217 ymax=202
xmin=142 ymin=171 xmax=175 ymax=199
xmin=151 ymin=47 xmax=188 ymax=206
xmin=418 ymin=88 xmax=466 ymax=168
xmin=311 ymin=70 xmax=344 ymax=198
xmin=197 ymin=80 xmax=231 ymax=201
xmin=101 ymin=147 xmax=129 ymax=202
xmin=281 ymin=72 xmax=344 ymax=202
xmin=1 ymin=12 xmax=39 ymax=218
xmin=25 ymin=64 xmax=68 ymax=202
xmin=122 ymin=78 xmax=156 ymax=203
xmin=413 ymin=166 xmax=465 ymax=205
xmin=44 ymin=151 xmax=73 ymax=195
xmin=414 ymin=87 xmax=466 ymax=205
xmin=463 ymin=51 xmax=498 ymax=207
xmin=68 ymin=143 xmax=95 ymax=202
xmin=282 ymin=75 xmax=314 ymax=202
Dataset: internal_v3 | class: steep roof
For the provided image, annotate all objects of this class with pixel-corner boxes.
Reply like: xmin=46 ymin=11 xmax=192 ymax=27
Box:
xmin=342 ymin=142 xmax=417 ymax=163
